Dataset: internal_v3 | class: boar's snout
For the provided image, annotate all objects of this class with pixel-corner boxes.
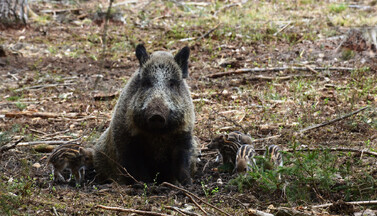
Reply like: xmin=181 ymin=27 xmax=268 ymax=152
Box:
xmin=146 ymin=98 xmax=169 ymax=129
xmin=148 ymin=114 xmax=166 ymax=128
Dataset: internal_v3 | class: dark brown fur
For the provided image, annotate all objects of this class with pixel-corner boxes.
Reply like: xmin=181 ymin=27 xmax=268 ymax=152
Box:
xmin=94 ymin=45 xmax=196 ymax=185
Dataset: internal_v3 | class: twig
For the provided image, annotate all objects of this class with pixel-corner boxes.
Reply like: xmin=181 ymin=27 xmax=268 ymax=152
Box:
xmin=225 ymin=196 xmax=248 ymax=209
xmin=313 ymin=200 xmax=377 ymax=208
xmin=246 ymin=74 xmax=313 ymax=81
xmin=40 ymin=8 xmax=81 ymax=14
xmin=251 ymin=135 xmax=281 ymax=143
xmin=2 ymin=111 xmax=94 ymax=120
xmin=161 ymin=182 xmax=231 ymax=216
xmin=0 ymin=137 xmax=24 ymax=153
xmin=254 ymin=147 xmax=377 ymax=157
xmin=96 ymin=205 xmax=171 ymax=216
xmin=52 ymin=206 xmax=59 ymax=216
xmin=298 ymin=106 xmax=369 ymax=134
xmin=186 ymin=194 xmax=208 ymax=216
xmin=197 ymin=24 xmax=220 ymax=41
xmin=206 ymin=66 xmax=355 ymax=78
xmin=0 ymin=101 xmax=40 ymax=106
xmin=251 ymin=106 xmax=369 ymax=144
xmin=213 ymin=110 xmax=247 ymax=134
xmin=214 ymin=3 xmax=240 ymax=17
xmin=14 ymin=83 xmax=75 ymax=92
xmin=248 ymin=208 xmax=274 ymax=216
xmin=165 ymin=206 xmax=201 ymax=216
xmin=97 ymin=149 xmax=141 ymax=184
xmin=304 ymin=65 xmax=320 ymax=76
xmin=273 ymin=21 xmax=291 ymax=36
xmin=29 ymin=128 xmax=47 ymax=135
xmin=17 ymin=139 xmax=80 ymax=146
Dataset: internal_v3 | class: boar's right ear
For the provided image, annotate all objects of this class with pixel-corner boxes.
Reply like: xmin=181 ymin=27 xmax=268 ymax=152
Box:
xmin=136 ymin=44 xmax=149 ymax=66
xmin=174 ymin=46 xmax=190 ymax=78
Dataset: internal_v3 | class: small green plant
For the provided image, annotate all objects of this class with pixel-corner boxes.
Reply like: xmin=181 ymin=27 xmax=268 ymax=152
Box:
xmin=211 ymin=186 xmax=219 ymax=195
xmin=49 ymin=173 xmax=54 ymax=181
xmin=15 ymin=102 xmax=27 ymax=111
xmin=201 ymin=181 xmax=210 ymax=197
xmin=142 ymin=183 xmax=149 ymax=204
xmin=341 ymin=49 xmax=355 ymax=60
xmin=329 ymin=3 xmax=347 ymax=13
xmin=230 ymin=143 xmax=377 ymax=204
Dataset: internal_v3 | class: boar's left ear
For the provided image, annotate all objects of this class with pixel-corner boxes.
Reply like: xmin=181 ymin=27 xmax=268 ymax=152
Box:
xmin=136 ymin=44 xmax=149 ymax=66
xmin=174 ymin=46 xmax=190 ymax=78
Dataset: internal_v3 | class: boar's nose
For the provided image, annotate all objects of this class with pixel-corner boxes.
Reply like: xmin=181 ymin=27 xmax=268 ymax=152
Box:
xmin=148 ymin=114 xmax=166 ymax=128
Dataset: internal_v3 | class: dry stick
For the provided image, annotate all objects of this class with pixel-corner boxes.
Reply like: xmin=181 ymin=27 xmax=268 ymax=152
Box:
xmin=254 ymin=147 xmax=377 ymax=157
xmin=313 ymin=200 xmax=377 ymax=208
xmin=214 ymin=3 xmax=240 ymax=17
xmin=0 ymin=137 xmax=24 ymax=153
xmin=273 ymin=21 xmax=291 ymax=36
xmin=197 ymin=23 xmax=220 ymax=41
xmin=206 ymin=66 xmax=355 ymax=78
xmin=213 ymin=110 xmax=247 ymax=134
xmin=52 ymin=206 xmax=59 ymax=216
xmin=186 ymin=193 xmax=208 ymax=216
xmin=14 ymin=83 xmax=75 ymax=92
xmin=164 ymin=206 xmax=186 ymax=216
xmin=304 ymin=65 xmax=320 ymax=76
xmin=248 ymin=209 xmax=274 ymax=216
xmin=165 ymin=206 xmax=201 ymax=216
xmin=251 ymin=135 xmax=281 ymax=144
xmin=161 ymin=182 xmax=231 ymax=216
xmin=298 ymin=106 xmax=369 ymax=134
xmin=3 ymin=111 xmax=86 ymax=119
xmin=17 ymin=139 xmax=80 ymax=146
xmin=245 ymin=74 xmax=313 ymax=81
xmin=97 ymin=149 xmax=141 ymax=184
xmin=96 ymin=204 xmax=171 ymax=216
xmin=252 ymin=106 xmax=369 ymax=144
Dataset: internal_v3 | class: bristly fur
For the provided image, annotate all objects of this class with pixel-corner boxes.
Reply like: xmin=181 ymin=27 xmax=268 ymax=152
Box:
xmin=235 ymin=144 xmax=257 ymax=173
xmin=208 ymin=131 xmax=253 ymax=167
xmin=264 ymin=145 xmax=283 ymax=167
xmin=48 ymin=144 xmax=94 ymax=184
xmin=94 ymin=45 xmax=196 ymax=185
xmin=264 ymin=144 xmax=283 ymax=179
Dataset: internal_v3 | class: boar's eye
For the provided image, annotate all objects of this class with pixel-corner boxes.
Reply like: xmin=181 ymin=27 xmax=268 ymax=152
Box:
xmin=169 ymin=79 xmax=179 ymax=89
xmin=141 ymin=78 xmax=152 ymax=88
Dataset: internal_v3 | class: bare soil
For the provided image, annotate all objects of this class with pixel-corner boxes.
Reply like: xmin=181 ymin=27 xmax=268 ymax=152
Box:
xmin=1 ymin=0 xmax=377 ymax=215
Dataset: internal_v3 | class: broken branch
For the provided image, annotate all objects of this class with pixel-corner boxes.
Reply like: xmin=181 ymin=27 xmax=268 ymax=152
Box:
xmin=214 ymin=3 xmax=240 ymax=17
xmin=165 ymin=206 xmax=201 ymax=216
xmin=186 ymin=193 xmax=208 ymax=216
xmin=248 ymin=208 xmax=274 ymax=216
xmin=17 ymin=139 xmax=80 ymax=146
xmin=0 ymin=137 xmax=24 ymax=153
xmin=197 ymin=23 xmax=220 ymax=40
xmin=254 ymin=147 xmax=377 ymax=157
xmin=206 ymin=66 xmax=355 ymax=78
xmin=161 ymin=182 xmax=231 ymax=216
xmin=252 ymin=106 xmax=369 ymax=144
xmin=96 ymin=205 xmax=170 ymax=216
xmin=14 ymin=83 xmax=75 ymax=92
xmin=313 ymin=200 xmax=377 ymax=208
xmin=298 ymin=106 xmax=369 ymax=134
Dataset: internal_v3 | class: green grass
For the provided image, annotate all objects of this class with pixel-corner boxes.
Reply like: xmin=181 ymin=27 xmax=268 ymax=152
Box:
xmin=328 ymin=3 xmax=347 ymax=13
xmin=229 ymin=144 xmax=377 ymax=203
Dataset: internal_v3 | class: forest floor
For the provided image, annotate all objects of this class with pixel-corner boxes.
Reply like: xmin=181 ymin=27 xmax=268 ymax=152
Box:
xmin=1 ymin=0 xmax=377 ymax=215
